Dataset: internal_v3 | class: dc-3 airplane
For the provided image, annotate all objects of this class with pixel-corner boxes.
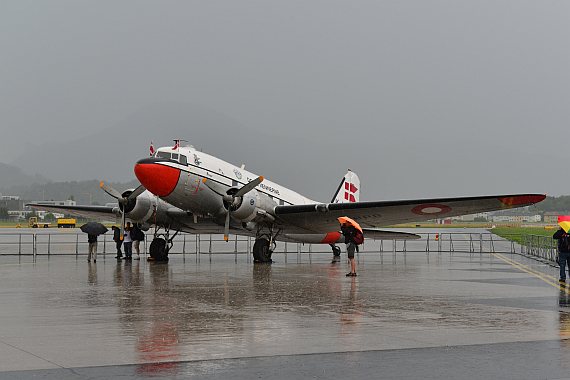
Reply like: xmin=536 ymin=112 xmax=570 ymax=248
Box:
xmin=30 ymin=141 xmax=546 ymax=262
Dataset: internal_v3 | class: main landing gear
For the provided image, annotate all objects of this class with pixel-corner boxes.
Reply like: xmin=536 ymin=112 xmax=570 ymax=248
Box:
xmin=149 ymin=226 xmax=178 ymax=262
xmin=252 ymin=227 xmax=280 ymax=263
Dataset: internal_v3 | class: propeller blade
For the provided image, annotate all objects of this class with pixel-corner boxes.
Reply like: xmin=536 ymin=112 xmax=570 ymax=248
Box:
xmin=128 ymin=185 xmax=146 ymax=200
xmin=224 ymin=211 xmax=231 ymax=242
xmin=100 ymin=181 xmax=123 ymax=201
xmin=235 ymin=176 xmax=264 ymax=197
xmin=202 ymin=178 xmax=229 ymax=197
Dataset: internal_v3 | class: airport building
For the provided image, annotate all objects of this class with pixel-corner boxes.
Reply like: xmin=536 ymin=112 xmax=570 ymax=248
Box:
xmin=490 ymin=214 xmax=542 ymax=223
xmin=543 ymin=212 xmax=564 ymax=224
xmin=0 ymin=195 xmax=24 ymax=214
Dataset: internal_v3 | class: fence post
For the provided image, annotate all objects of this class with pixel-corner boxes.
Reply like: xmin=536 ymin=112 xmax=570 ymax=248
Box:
xmin=48 ymin=234 xmax=51 ymax=256
xmin=197 ymin=235 xmax=201 ymax=259
xmin=18 ymin=234 xmax=21 ymax=256
xmin=246 ymin=237 xmax=251 ymax=263
xmin=76 ymin=233 xmax=79 ymax=257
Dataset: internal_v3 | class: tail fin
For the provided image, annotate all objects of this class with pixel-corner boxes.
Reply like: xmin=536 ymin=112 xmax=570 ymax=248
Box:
xmin=331 ymin=170 xmax=360 ymax=203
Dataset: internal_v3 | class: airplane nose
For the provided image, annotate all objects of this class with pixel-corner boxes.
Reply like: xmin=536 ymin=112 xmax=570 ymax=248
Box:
xmin=134 ymin=158 xmax=181 ymax=197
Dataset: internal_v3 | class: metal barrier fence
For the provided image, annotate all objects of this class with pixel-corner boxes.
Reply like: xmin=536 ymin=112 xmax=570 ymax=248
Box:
xmin=519 ymin=234 xmax=558 ymax=263
xmin=0 ymin=231 xmax=537 ymax=260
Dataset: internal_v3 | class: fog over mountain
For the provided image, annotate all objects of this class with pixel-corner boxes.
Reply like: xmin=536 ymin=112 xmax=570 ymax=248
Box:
xmin=1 ymin=1 xmax=568 ymax=201
xmin=5 ymin=101 xmax=559 ymax=202
xmin=0 ymin=163 xmax=47 ymax=190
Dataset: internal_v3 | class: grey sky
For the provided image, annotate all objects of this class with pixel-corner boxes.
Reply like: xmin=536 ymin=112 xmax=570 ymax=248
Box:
xmin=0 ymin=1 xmax=568 ymax=201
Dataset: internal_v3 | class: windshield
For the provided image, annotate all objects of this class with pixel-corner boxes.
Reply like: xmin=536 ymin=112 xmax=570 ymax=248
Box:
xmin=155 ymin=151 xmax=188 ymax=166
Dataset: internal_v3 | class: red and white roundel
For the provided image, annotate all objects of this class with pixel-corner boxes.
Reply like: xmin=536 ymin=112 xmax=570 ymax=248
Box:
xmin=411 ymin=204 xmax=452 ymax=216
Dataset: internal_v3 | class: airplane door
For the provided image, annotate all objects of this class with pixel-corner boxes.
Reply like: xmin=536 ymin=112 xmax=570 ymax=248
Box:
xmin=184 ymin=171 xmax=192 ymax=194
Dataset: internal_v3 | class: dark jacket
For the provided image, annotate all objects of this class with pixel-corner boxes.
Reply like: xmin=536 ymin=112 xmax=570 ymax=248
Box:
xmin=554 ymin=229 xmax=570 ymax=253
xmin=113 ymin=228 xmax=121 ymax=243
xmin=341 ymin=225 xmax=357 ymax=245
xmin=87 ymin=234 xmax=97 ymax=244
xmin=131 ymin=224 xmax=145 ymax=241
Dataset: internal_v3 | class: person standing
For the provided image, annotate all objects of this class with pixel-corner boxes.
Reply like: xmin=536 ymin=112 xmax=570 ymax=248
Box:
xmin=341 ymin=223 xmax=360 ymax=277
xmin=87 ymin=234 xmax=97 ymax=263
xmin=112 ymin=226 xmax=123 ymax=259
xmin=131 ymin=223 xmax=145 ymax=260
xmin=554 ymin=227 xmax=570 ymax=283
xmin=123 ymin=222 xmax=133 ymax=260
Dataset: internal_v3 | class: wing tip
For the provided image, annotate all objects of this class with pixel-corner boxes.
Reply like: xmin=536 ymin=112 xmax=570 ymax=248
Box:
xmin=498 ymin=194 xmax=546 ymax=206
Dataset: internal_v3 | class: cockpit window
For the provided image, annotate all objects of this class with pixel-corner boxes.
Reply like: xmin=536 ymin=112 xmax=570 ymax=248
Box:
xmin=172 ymin=153 xmax=179 ymax=160
xmin=157 ymin=151 xmax=170 ymax=159
xmin=179 ymin=155 xmax=187 ymax=165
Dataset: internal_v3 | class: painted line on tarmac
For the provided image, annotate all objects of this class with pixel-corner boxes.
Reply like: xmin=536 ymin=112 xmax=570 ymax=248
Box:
xmin=491 ymin=252 xmax=569 ymax=294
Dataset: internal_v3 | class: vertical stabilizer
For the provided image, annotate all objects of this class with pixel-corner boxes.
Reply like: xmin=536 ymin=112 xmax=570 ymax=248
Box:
xmin=331 ymin=170 xmax=360 ymax=203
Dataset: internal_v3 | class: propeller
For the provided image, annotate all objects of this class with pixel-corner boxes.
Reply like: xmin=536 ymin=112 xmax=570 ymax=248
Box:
xmin=100 ymin=181 xmax=145 ymax=239
xmin=202 ymin=176 xmax=264 ymax=241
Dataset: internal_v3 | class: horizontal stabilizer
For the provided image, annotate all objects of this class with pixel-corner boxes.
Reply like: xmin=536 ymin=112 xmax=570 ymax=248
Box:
xmin=362 ymin=229 xmax=421 ymax=240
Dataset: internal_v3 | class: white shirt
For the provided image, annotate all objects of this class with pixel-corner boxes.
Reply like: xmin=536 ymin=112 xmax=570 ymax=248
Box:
xmin=123 ymin=230 xmax=132 ymax=243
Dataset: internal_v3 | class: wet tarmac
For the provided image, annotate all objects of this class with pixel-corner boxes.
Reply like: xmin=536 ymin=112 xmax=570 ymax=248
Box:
xmin=0 ymin=232 xmax=569 ymax=379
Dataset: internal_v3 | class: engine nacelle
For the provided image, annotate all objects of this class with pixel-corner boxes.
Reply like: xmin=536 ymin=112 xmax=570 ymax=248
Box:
xmin=230 ymin=191 xmax=278 ymax=225
xmin=127 ymin=195 xmax=154 ymax=221
xmin=120 ymin=190 xmax=172 ymax=226
xmin=231 ymin=192 xmax=258 ymax=222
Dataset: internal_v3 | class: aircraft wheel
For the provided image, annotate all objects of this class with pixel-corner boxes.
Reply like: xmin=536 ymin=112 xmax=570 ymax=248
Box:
xmin=149 ymin=238 xmax=169 ymax=262
xmin=253 ymin=238 xmax=272 ymax=263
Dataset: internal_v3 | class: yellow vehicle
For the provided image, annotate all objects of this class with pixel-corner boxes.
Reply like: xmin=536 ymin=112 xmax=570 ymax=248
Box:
xmin=57 ymin=218 xmax=76 ymax=228
xmin=28 ymin=217 xmax=50 ymax=228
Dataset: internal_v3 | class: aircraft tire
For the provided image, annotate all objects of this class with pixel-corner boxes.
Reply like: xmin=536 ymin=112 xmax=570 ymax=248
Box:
xmin=149 ymin=238 xmax=169 ymax=262
xmin=253 ymin=238 xmax=272 ymax=263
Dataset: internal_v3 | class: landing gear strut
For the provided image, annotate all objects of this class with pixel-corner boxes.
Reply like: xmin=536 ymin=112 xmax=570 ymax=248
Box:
xmin=149 ymin=227 xmax=178 ymax=262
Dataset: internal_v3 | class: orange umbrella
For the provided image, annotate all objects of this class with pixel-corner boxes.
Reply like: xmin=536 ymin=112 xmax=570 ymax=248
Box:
xmin=559 ymin=216 xmax=570 ymax=233
xmin=337 ymin=216 xmax=363 ymax=233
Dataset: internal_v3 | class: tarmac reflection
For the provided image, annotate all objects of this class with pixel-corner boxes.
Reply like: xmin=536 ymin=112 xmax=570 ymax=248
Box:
xmin=559 ymin=287 xmax=570 ymax=343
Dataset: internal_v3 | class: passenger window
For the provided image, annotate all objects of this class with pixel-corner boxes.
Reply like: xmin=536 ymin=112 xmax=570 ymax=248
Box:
xmin=279 ymin=199 xmax=284 ymax=205
xmin=180 ymin=155 xmax=187 ymax=165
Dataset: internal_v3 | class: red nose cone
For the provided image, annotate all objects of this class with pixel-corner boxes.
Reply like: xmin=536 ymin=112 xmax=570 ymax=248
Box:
xmin=134 ymin=163 xmax=180 ymax=197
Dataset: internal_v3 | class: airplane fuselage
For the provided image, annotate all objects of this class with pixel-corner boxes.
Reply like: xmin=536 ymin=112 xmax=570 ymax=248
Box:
xmin=140 ymin=146 xmax=315 ymax=216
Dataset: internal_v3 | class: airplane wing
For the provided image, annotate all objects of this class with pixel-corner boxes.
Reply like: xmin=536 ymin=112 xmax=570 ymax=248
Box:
xmin=274 ymin=194 xmax=546 ymax=232
xmin=27 ymin=203 xmax=118 ymax=221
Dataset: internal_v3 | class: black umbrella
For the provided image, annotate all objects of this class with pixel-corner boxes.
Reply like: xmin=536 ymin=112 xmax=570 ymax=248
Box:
xmin=80 ymin=222 xmax=108 ymax=235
